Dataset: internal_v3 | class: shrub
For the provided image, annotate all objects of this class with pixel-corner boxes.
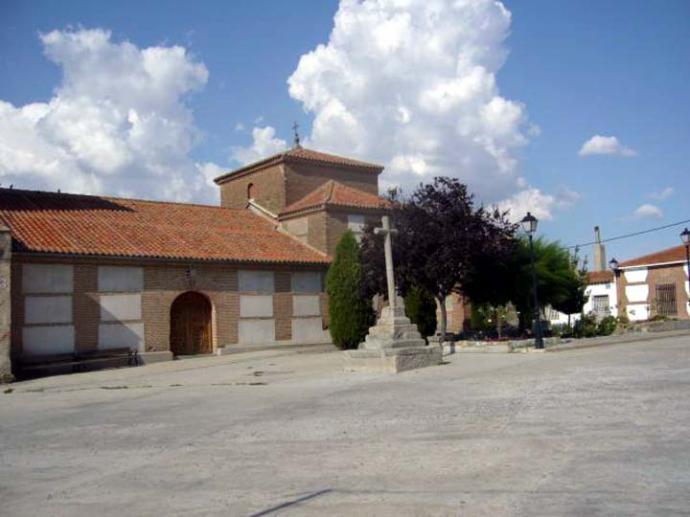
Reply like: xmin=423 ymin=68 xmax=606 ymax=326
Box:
xmin=552 ymin=323 xmax=573 ymax=337
xmin=574 ymin=313 xmax=598 ymax=338
xmin=597 ymin=315 xmax=617 ymax=336
xmin=404 ymin=286 xmax=437 ymax=339
xmin=649 ymin=314 xmax=668 ymax=322
xmin=326 ymin=230 xmax=375 ymax=349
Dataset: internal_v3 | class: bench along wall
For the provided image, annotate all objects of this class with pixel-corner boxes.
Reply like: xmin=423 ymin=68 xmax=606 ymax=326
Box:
xmin=11 ymin=258 xmax=329 ymax=360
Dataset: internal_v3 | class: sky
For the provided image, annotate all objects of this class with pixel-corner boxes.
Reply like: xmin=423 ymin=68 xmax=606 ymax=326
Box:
xmin=1 ymin=0 xmax=689 ymax=265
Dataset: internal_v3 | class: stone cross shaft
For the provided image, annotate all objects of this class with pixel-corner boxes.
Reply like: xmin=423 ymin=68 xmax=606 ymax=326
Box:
xmin=374 ymin=215 xmax=398 ymax=310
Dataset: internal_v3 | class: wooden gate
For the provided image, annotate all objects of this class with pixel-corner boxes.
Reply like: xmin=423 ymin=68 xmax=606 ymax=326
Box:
xmin=170 ymin=292 xmax=212 ymax=355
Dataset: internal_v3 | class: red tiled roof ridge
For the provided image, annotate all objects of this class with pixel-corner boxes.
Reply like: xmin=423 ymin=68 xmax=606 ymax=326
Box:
xmin=280 ymin=180 xmax=390 ymax=216
xmin=214 ymin=147 xmax=384 ymax=184
xmin=587 ymin=270 xmax=614 ymax=284
xmin=619 ymin=244 xmax=687 ymax=268
xmin=324 ymin=179 xmax=336 ymax=204
xmin=1 ymin=186 xmax=236 ymax=213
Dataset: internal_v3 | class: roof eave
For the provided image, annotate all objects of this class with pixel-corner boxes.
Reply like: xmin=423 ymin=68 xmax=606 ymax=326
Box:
xmin=279 ymin=202 xmax=390 ymax=220
xmin=618 ymin=259 xmax=687 ymax=269
xmin=13 ymin=250 xmax=331 ymax=267
xmin=213 ymin=153 xmax=287 ymax=184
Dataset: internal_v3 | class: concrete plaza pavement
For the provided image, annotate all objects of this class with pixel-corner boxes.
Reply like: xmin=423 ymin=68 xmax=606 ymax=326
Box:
xmin=1 ymin=336 xmax=690 ymax=516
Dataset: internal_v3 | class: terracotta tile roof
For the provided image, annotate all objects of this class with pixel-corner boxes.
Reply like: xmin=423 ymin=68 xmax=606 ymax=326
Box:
xmin=280 ymin=180 xmax=391 ymax=216
xmin=0 ymin=188 xmax=329 ymax=265
xmin=587 ymin=270 xmax=614 ymax=284
xmin=618 ymin=245 xmax=688 ymax=268
xmin=214 ymin=146 xmax=384 ymax=183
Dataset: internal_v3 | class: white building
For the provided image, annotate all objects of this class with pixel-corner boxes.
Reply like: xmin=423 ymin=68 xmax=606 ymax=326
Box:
xmin=547 ymin=270 xmax=617 ymax=326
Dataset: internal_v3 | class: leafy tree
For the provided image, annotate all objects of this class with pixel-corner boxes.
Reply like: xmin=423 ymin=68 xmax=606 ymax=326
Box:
xmin=551 ymin=251 xmax=589 ymax=326
xmin=326 ymin=230 xmax=375 ymax=349
xmin=509 ymin=237 xmax=582 ymax=332
xmin=404 ymin=286 xmax=437 ymax=339
xmin=468 ymin=236 xmax=585 ymax=333
xmin=361 ymin=177 xmax=516 ymax=341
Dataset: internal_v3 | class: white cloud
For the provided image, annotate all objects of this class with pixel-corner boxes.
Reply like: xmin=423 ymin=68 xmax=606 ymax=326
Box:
xmin=634 ymin=203 xmax=663 ymax=219
xmin=276 ymin=0 xmax=534 ymax=203
xmin=231 ymin=126 xmax=287 ymax=165
xmin=579 ymin=135 xmax=637 ymax=157
xmin=0 ymin=28 xmax=219 ymax=202
xmin=196 ymin=161 xmax=226 ymax=190
xmin=498 ymin=188 xmax=557 ymax=223
xmin=650 ymin=186 xmax=673 ymax=200
xmin=555 ymin=186 xmax=581 ymax=208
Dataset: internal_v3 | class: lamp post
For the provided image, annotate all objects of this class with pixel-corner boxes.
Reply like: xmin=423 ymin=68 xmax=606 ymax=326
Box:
xmin=681 ymin=228 xmax=690 ymax=314
xmin=609 ymin=258 xmax=620 ymax=317
xmin=521 ymin=212 xmax=543 ymax=349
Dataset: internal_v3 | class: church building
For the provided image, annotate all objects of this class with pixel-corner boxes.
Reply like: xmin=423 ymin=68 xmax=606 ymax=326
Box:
xmin=0 ymin=145 xmax=389 ymax=380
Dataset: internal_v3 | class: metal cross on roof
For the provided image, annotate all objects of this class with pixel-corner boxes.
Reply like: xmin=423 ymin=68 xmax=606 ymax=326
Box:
xmin=292 ymin=121 xmax=301 ymax=149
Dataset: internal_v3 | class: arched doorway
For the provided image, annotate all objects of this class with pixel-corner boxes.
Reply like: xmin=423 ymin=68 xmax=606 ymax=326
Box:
xmin=170 ymin=291 xmax=212 ymax=356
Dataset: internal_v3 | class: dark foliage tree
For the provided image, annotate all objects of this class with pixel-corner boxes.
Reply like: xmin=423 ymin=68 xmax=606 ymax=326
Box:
xmin=459 ymin=228 xmax=585 ymax=334
xmin=404 ymin=286 xmax=437 ymax=339
xmin=326 ymin=230 xmax=375 ymax=349
xmin=361 ymin=177 xmax=516 ymax=341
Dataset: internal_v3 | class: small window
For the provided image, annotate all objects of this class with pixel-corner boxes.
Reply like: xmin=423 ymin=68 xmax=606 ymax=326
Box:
xmin=592 ymin=295 xmax=610 ymax=320
xmin=247 ymin=183 xmax=255 ymax=200
xmin=655 ymin=284 xmax=677 ymax=316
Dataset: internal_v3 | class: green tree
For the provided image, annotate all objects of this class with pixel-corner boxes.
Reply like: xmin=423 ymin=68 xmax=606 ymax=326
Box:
xmin=404 ymin=286 xmax=437 ymax=339
xmin=462 ymin=235 xmax=580 ymax=333
xmin=509 ymin=237 xmax=581 ymax=332
xmin=326 ymin=230 xmax=375 ymax=349
xmin=551 ymin=251 xmax=589 ymax=326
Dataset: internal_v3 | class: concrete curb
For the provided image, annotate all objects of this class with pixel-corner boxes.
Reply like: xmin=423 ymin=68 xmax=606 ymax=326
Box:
xmin=545 ymin=329 xmax=690 ymax=352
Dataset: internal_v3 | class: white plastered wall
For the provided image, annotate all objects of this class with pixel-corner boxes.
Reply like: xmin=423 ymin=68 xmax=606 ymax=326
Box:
xmin=622 ymin=267 xmax=649 ymax=322
xmin=290 ymin=272 xmax=328 ymax=343
xmin=97 ymin=266 xmax=144 ymax=351
xmin=238 ymin=270 xmax=276 ymax=345
xmin=22 ymin=264 xmax=75 ymax=355
xmin=583 ymin=282 xmax=618 ymax=318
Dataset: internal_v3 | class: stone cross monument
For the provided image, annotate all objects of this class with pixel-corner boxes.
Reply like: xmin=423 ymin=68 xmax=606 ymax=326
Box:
xmin=343 ymin=215 xmax=442 ymax=373
xmin=374 ymin=215 xmax=398 ymax=310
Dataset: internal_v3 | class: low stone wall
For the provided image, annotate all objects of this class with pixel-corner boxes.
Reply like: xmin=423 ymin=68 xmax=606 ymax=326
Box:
xmin=622 ymin=320 xmax=690 ymax=334
xmin=440 ymin=337 xmax=562 ymax=355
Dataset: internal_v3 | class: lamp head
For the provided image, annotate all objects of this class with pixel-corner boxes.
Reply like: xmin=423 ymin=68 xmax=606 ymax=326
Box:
xmin=680 ymin=227 xmax=690 ymax=246
xmin=520 ymin=212 xmax=538 ymax=234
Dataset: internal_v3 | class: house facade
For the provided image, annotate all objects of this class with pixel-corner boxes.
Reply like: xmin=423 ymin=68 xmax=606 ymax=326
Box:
xmin=0 ymin=146 xmax=390 ymax=380
xmin=547 ymin=270 xmax=617 ymax=326
xmin=615 ymin=245 xmax=690 ymax=321
xmin=547 ymin=242 xmax=690 ymax=326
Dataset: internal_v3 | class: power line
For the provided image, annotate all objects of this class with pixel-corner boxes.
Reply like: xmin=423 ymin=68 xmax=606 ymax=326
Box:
xmin=567 ymin=218 xmax=690 ymax=249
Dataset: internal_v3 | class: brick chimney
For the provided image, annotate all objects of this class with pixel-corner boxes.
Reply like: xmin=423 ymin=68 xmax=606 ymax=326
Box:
xmin=592 ymin=226 xmax=606 ymax=272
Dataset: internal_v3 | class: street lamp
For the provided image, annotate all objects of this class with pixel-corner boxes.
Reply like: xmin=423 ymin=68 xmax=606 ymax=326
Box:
xmin=521 ymin=212 xmax=544 ymax=349
xmin=608 ymin=257 xmax=619 ymax=271
xmin=681 ymin=228 xmax=690 ymax=312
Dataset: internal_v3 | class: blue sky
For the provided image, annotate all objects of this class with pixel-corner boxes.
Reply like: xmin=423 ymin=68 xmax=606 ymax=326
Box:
xmin=1 ymin=0 xmax=689 ymax=264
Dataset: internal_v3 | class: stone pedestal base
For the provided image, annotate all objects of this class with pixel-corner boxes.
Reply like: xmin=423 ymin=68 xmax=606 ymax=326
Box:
xmin=344 ymin=296 xmax=442 ymax=373
xmin=343 ymin=344 xmax=442 ymax=373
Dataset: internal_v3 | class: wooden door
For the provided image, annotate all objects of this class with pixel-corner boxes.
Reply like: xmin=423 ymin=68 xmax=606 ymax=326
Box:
xmin=170 ymin=292 xmax=212 ymax=355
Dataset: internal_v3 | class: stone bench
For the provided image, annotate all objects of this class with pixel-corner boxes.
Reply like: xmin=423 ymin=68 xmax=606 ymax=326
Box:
xmin=18 ymin=348 xmax=139 ymax=378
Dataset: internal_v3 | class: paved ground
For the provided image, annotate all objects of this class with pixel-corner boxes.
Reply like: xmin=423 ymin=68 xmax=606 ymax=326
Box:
xmin=1 ymin=336 xmax=689 ymax=516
